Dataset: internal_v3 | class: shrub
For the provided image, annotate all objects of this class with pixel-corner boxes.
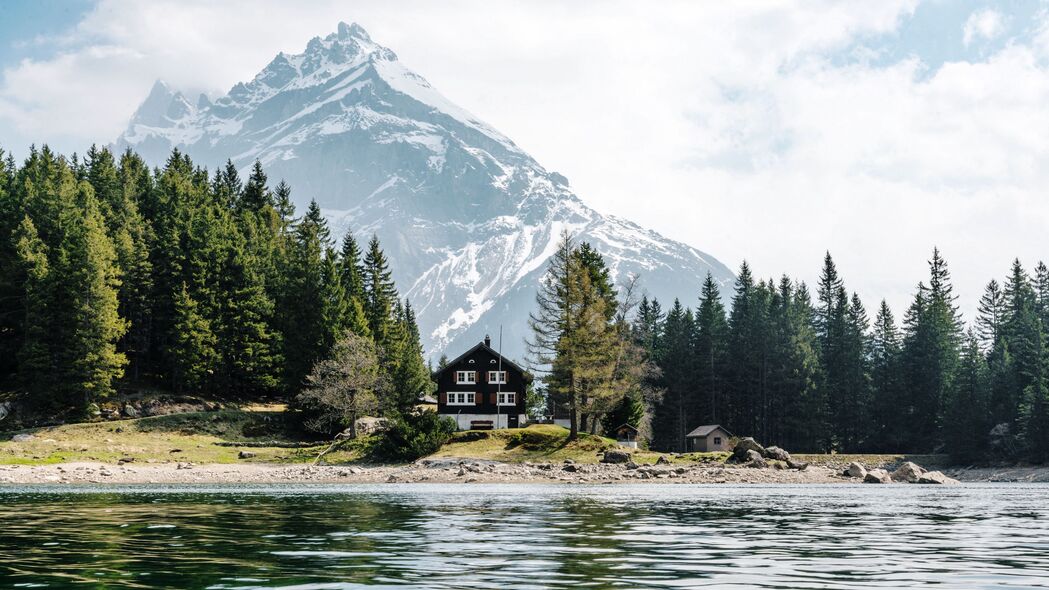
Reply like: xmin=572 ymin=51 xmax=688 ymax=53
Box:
xmin=373 ymin=411 xmax=457 ymax=461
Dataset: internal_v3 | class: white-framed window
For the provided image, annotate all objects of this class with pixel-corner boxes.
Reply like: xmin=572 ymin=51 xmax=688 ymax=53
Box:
xmin=455 ymin=371 xmax=476 ymax=384
xmin=488 ymin=371 xmax=507 ymax=384
xmin=447 ymin=392 xmax=476 ymax=406
xmin=497 ymin=392 xmax=516 ymax=406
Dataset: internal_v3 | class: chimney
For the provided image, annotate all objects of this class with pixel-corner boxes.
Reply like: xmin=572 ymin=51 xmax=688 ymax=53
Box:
xmin=484 ymin=335 xmax=491 ymax=348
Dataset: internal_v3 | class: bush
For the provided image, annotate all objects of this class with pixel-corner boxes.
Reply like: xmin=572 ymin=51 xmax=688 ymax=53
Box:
xmin=373 ymin=411 xmax=457 ymax=461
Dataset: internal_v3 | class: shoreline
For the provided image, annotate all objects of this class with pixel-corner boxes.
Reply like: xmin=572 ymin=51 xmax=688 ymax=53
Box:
xmin=0 ymin=459 xmax=1028 ymax=486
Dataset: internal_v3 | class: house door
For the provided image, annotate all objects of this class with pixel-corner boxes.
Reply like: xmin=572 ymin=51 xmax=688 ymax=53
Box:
xmin=507 ymin=413 xmax=519 ymax=428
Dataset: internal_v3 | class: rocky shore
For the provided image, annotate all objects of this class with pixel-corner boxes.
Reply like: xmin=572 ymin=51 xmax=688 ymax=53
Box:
xmin=0 ymin=458 xmax=854 ymax=485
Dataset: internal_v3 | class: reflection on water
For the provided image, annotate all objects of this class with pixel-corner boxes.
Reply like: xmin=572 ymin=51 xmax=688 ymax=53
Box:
xmin=1 ymin=483 xmax=1048 ymax=589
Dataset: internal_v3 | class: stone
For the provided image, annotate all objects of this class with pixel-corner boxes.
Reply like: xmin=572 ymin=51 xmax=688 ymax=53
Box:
xmin=117 ymin=457 xmax=135 ymax=465
xmin=11 ymin=433 xmax=34 ymax=443
xmin=563 ymin=459 xmax=575 ymax=464
xmin=731 ymin=437 xmax=766 ymax=462
xmin=845 ymin=462 xmax=867 ymax=479
xmin=601 ymin=449 xmax=631 ymax=464
xmin=238 ymin=451 xmax=256 ymax=459
xmin=864 ymin=469 xmax=892 ymax=484
xmin=916 ymin=471 xmax=959 ymax=485
xmin=122 ymin=404 xmax=140 ymax=418
xmin=892 ymin=461 xmax=926 ymax=483
xmin=562 ymin=464 xmax=578 ymax=472
xmin=787 ymin=459 xmax=809 ymax=471
xmin=763 ymin=446 xmax=791 ymax=462
xmin=656 ymin=455 xmax=672 ymax=465
xmin=0 ymin=401 xmax=11 ymax=422
xmin=354 ymin=416 xmax=390 ymax=437
xmin=744 ymin=449 xmax=767 ymax=468
xmin=625 ymin=461 xmax=639 ymax=470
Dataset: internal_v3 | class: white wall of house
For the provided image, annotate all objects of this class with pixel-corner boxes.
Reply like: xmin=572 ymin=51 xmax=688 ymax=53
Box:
xmin=447 ymin=413 xmax=529 ymax=431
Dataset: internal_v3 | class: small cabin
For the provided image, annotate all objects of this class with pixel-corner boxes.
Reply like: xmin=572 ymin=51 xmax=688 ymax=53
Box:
xmin=686 ymin=424 xmax=733 ymax=452
xmin=432 ymin=335 xmax=531 ymax=431
xmin=612 ymin=423 xmax=639 ymax=448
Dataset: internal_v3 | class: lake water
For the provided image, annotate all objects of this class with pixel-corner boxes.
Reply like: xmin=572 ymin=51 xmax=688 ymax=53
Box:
xmin=1 ymin=483 xmax=1048 ymax=589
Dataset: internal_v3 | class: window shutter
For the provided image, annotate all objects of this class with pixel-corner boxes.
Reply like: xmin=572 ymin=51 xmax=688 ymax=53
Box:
xmin=476 ymin=393 xmax=483 ymax=406
xmin=490 ymin=393 xmax=497 ymax=405
xmin=439 ymin=392 xmax=446 ymax=405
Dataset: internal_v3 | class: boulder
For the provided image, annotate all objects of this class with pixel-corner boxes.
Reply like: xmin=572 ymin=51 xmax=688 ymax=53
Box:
xmin=731 ymin=437 xmax=766 ymax=462
xmin=656 ymin=455 xmax=672 ymax=465
xmin=354 ymin=417 xmax=390 ymax=437
xmin=787 ymin=459 xmax=809 ymax=471
xmin=916 ymin=471 xmax=959 ymax=485
xmin=844 ymin=462 xmax=867 ymax=479
xmin=744 ymin=449 xmax=767 ymax=468
xmin=122 ymin=403 xmax=140 ymax=419
xmin=562 ymin=463 xmax=578 ymax=473
xmin=11 ymin=433 xmax=34 ymax=443
xmin=238 ymin=451 xmax=256 ymax=459
xmin=892 ymin=461 xmax=926 ymax=483
xmin=601 ymin=449 xmax=631 ymax=464
xmin=625 ymin=461 xmax=639 ymax=470
xmin=763 ymin=446 xmax=791 ymax=462
xmin=864 ymin=469 xmax=892 ymax=484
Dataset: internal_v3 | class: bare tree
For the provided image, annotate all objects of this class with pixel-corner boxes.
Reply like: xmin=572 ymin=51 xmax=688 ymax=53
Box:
xmin=297 ymin=332 xmax=386 ymax=438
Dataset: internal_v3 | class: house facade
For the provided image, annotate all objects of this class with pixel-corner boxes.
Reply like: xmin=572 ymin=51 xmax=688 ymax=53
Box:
xmin=432 ymin=336 xmax=531 ymax=431
xmin=685 ymin=424 xmax=733 ymax=452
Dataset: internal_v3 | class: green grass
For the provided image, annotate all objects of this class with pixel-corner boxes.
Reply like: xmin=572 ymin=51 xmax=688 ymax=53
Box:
xmin=0 ymin=410 xmax=334 ymax=466
xmin=425 ymin=423 xmax=727 ymax=465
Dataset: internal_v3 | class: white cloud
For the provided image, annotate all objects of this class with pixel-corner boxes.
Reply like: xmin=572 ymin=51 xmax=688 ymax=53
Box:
xmin=963 ymin=8 xmax=1005 ymax=47
xmin=1 ymin=0 xmax=1047 ymax=322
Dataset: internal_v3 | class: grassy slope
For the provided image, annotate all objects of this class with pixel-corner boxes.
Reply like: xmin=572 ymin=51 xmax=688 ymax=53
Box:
xmin=1 ymin=412 xmax=947 ymax=467
xmin=0 ymin=411 xmax=334 ymax=465
xmin=425 ymin=423 xmax=729 ymax=465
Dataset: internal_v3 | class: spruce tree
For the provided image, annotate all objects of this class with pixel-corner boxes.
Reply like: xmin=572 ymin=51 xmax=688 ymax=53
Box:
xmin=694 ymin=273 xmax=728 ymax=423
xmin=944 ymin=330 xmax=991 ymax=462
xmin=363 ymin=234 xmax=398 ymax=349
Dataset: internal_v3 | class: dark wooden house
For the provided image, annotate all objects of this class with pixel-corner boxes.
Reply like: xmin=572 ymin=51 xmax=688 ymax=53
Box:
xmin=432 ymin=336 xmax=531 ymax=430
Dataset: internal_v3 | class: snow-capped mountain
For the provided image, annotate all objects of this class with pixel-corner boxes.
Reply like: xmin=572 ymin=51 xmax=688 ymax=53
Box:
xmin=114 ymin=22 xmax=734 ymax=361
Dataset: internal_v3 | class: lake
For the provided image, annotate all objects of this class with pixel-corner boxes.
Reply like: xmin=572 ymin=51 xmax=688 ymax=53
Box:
xmin=1 ymin=483 xmax=1047 ymax=589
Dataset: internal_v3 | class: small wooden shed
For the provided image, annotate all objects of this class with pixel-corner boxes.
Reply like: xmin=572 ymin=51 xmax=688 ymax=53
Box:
xmin=686 ymin=424 xmax=733 ymax=452
xmin=612 ymin=423 xmax=639 ymax=448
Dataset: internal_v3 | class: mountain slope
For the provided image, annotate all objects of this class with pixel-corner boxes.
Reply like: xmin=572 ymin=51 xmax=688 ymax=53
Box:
xmin=113 ymin=22 xmax=734 ymax=361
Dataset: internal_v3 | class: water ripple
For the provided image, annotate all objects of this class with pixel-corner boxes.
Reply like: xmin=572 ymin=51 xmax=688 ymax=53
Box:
xmin=1 ymin=483 xmax=1048 ymax=588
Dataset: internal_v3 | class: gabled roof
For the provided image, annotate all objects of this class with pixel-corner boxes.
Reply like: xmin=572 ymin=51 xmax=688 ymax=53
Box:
xmin=613 ymin=423 xmax=638 ymax=433
xmin=432 ymin=340 xmax=531 ymax=382
xmin=686 ymin=424 xmax=732 ymax=438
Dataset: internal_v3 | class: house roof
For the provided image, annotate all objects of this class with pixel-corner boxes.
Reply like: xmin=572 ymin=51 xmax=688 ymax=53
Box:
xmin=431 ymin=340 xmax=532 ymax=382
xmin=686 ymin=424 xmax=732 ymax=438
xmin=613 ymin=423 xmax=638 ymax=434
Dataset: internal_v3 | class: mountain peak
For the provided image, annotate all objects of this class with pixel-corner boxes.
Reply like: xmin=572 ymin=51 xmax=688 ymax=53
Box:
xmin=130 ymin=79 xmax=193 ymax=128
xmin=337 ymin=21 xmax=371 ymax=42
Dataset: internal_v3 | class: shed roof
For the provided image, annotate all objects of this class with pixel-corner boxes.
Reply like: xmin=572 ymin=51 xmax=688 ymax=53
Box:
xmin=686 ymin=424 xmax=732 ymax=438
xmin=613 ymin=423 xmax=638 ymax=434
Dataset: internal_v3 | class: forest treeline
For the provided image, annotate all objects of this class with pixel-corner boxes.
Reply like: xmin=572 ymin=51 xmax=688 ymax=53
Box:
xmin=529 ymin=232 xmax=1048 ymax=462
xmin=640 ymin=253 xmax=1049 ymax=461
xmin=0 ymin=145 xmax=429 ymax=421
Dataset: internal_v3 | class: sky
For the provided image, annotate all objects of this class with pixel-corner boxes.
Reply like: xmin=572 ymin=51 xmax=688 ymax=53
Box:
xmin=1 ymin=0 xmax=1048 ymax=321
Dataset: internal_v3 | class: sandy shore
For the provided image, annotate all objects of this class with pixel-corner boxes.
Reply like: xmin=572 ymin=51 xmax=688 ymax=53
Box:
xmin=0 ymin=458 xmax=857 ymax=485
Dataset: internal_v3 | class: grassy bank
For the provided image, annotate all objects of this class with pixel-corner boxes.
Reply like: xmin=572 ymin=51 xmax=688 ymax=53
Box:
xmin=0 ymin=410 xmax=333 ymax=465
xmin=1 ymin=411 xmax=949 ymax=468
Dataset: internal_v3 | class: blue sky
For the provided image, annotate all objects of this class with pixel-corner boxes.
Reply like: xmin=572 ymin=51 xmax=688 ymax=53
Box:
xmin=0 ymin=0 xmax=1047 ymax=321
xmin=0 ymin=1 xmax=93 ymax=64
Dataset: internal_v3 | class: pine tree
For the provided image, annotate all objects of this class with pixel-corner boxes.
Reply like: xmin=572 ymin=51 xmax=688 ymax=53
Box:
xmin=170 ymin=283 xmax=218 ymax=391
xmin=977 ymin=279 xmax=1006 ymax=351
xmin=901 ymin=248 xmax=963 ymax=451
xmin=943 ymin=330 xmax=991 ymax=462
xmin=363 ymin=234 xmax=398 ymax=348
xmin=652 ymin=299 xmax=695 ymax=451
xmin=694 ymin=273 xmax=729 ymax=424
xmin=239 ymin=160 xmax=272 ymax=213
xmin=280 ymin=200 xmax=334 ymax=387
xmin=870 ymin=301 xmax=904 ymax=451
